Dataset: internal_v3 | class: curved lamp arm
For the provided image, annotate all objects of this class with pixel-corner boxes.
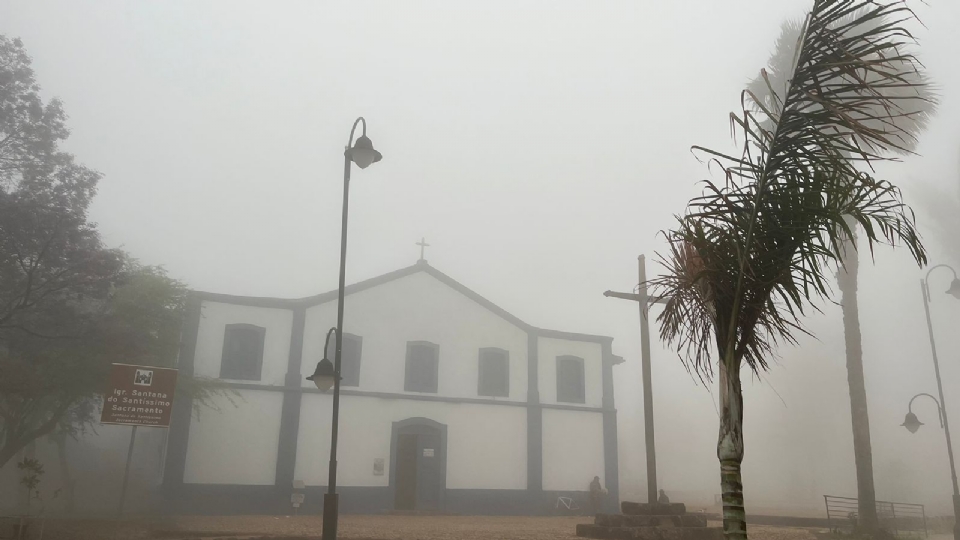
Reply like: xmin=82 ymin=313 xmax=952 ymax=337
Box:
xmin=910 ymin=392 xmax=945 ymax=428
xmin=323 ymin=327 xmax=339 ymax=364
xmin=924 ymin=264 xmax=958 ymax=302
xmin=346 ymin=117 xmax=367 ymax=152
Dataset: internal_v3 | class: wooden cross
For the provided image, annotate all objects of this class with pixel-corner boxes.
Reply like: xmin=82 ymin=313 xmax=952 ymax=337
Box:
xmin=417 ymin=237 xmax=430 ymax=262
xmin=603 ymin=254 xmax=667 ymax=504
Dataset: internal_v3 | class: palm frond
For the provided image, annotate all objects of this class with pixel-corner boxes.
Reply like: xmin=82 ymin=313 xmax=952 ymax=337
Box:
xmin=652 ymin=0 xmax=932 ymax=381
xmin=747 ymin=7 xmax=936 ymax=153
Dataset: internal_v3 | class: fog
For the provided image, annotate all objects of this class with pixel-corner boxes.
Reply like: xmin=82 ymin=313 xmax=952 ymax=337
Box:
xmin=2 ymin=0 xmax=960 ymax=518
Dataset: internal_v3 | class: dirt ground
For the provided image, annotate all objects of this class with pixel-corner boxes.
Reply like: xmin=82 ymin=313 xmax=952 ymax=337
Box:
xmin=12 ymin=515 xmax=826 ymax=540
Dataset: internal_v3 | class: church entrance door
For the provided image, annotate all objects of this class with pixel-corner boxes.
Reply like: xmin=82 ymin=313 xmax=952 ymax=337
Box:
xmin=392 ymin=419 xmax=446 ymax=512
xmin=394 ymin=434 xmax=418 ymax=510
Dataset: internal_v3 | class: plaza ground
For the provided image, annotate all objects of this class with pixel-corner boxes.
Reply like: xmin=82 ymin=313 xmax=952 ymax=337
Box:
xmin=12 ymin=515 xmax=832 ymax=540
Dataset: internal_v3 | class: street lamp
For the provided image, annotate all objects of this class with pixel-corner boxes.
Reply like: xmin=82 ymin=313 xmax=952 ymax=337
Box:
xmin=307 ymin=328 xmax=340 ymax=392
xmin=901 ymin=393 xmax=943 ymax=435
xmin=306 ymin=117 xmax=381 ymax=540
xmin=906 ymin=264 xmax=960 ymax=540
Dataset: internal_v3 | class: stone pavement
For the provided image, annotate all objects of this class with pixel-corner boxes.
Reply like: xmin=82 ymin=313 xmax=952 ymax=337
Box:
xmin=7 ymin=514 xmax=828 ymax=540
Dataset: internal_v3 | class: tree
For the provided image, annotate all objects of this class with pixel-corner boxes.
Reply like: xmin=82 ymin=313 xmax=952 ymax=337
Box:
xmin=0 ymin=261 xmax=231 ymax=469
xmin=0 ymin=36 xmax=69 ymax=186
xmin=0 ymin=33 xmax=123 ymax=468
xmin=0 ymin=35 xmax=229 ymax=470
xmin=650 ymin=2 xmax=932 ymax=539
xmin=746 ymin=11 xmax=934 ymax=534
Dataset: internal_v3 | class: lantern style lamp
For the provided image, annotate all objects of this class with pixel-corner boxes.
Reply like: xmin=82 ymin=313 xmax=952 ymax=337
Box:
xmin=901 ymin=412 xmax=923 ymax=434
xmin=348 ymin=134 xmax=382 ymax=169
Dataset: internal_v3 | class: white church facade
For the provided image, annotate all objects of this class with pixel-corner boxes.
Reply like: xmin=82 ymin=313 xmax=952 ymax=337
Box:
xmin=162 ymin=260 xmax=623 ymax=515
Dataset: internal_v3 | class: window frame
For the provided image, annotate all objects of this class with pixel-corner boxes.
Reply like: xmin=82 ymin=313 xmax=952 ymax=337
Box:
xmin=556 ymin=355 xmax=586 ymax=404
xmin=404 ymin=341 xmax=440 ymax=393
xmin=325 ymin=332 xmax=363 ymax=387
xmin=477 ymin=347 xmax=510 ymax=398
xmin=219 ymin=323 xmax=266 ymax=381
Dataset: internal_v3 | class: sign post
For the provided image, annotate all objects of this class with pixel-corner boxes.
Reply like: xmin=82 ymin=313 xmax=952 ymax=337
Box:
xmin=117 ymin=426 xmax=138 ymax=517
xmin=100 ymin=363 xmax=178 ymax=517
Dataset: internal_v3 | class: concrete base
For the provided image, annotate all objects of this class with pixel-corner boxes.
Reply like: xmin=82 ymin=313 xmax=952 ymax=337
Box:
xmin=577 ymin=500 xmax=718 ymax=540
xmin=621 ymin=502 xmax=688 ymax=516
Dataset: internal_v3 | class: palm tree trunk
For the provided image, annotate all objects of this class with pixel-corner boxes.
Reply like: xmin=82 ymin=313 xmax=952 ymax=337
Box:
xmin=718 ymin=358 xmax=747 ymax=540
xmin=838 ymin=220 xmax=880 ymax=533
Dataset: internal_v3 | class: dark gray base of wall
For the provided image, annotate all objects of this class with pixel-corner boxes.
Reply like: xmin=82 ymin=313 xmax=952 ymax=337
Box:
xmin=164 ymin=485 xmax=617 ymax=516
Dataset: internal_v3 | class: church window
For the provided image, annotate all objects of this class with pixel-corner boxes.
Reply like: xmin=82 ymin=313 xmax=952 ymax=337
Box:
xmin=220 ymin=324 xmax=266 ymax=381
xmin=556 ymin=355 xmax=585 ymax=403
xmin=478 ymin=348 xmax=509 ymax=397
xmin=325 ymin=333 xmax=363 ymax=387
xmin=405 ymin=341 xmax=439 ymax=393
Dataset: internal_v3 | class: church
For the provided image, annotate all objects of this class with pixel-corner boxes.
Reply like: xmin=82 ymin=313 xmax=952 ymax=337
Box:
xmin=161 ymin=258 xmax=623 ymax=515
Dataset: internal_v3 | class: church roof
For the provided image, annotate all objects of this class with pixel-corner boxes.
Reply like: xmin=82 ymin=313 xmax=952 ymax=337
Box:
xmin=193 ymin=260 xmax=617 ymax=346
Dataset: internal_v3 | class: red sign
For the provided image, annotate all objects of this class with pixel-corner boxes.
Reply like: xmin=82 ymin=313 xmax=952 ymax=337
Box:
xmin=100 ymin=363 xmax=178 ymax=427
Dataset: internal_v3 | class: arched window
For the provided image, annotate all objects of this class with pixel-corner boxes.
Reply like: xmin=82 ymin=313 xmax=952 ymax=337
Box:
xmin=556 ymin=355 xmax=585 ymax=404
xmin=220 ymin=324 xmax=266 ymax=381
xmin=478 ymin=347 xmax=509 ymax=397
xmin=404 ymin=341 xmax=439 ymax=393
xmin=325 ymin=333 xmax=363 ymax=387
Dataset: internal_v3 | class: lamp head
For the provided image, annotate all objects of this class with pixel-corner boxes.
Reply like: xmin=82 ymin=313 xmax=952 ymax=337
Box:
xmin=902 ymin=412 xmax=923 ymax=434
xmin=946 ymin=278 xmax=960 ymax=300
xmin=349 ymin=135 xmax=382 ymax=169
xmin=306 ymin=357 xmax=337 ymax=391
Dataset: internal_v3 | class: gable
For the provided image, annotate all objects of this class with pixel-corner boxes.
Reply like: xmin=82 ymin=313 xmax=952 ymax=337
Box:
xmin=300 ymin=270 xmax=531 ymax=399
xmin=193 ymin=261 xmax=612 ymax=345
xmin=320 ymin=269 xmax=528 ymax=336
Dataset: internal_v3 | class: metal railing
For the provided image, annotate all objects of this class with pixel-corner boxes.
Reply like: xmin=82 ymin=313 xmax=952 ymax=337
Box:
xmin=824 ymin=495 xmax=928 ymax=537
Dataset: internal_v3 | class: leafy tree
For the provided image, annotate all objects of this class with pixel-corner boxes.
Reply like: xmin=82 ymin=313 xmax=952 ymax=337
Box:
xmin=0 ymin=35 xmax=229 ymax=470
xmin=0 ymin=33 xmax=122 ymax=468
xmin=0 ymin=36 xmax=70 ymax=186
xmin=0 ymin=260 xmax=231 ymax=469
xmin=650 ymin=2 xmax=932 ymax=539
xmin=746 ymin=9 xmax=933 ymax=534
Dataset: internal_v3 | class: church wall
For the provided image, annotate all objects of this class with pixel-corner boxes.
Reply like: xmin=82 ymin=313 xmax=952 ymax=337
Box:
xmin=294 ymin=394 xmax=527 ymax=490
xmin=302 ymin=272 xmax=529 ymax=402
xmin=536 ymin=337 xmax=604 ymax=407
xmin=541 ymin=408 xmax=605 ymax=491
xmin=183 ymin=389 xmax=284 ymax=485
xmin=194 ymin=301 xmax=294 ymax=386
xmin=162 ymin=265 xmax=619 ymax=515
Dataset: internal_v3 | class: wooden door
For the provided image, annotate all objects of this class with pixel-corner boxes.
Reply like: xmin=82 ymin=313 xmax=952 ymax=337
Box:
xmin=415 ymin=431 xmax=442 ymax=510
xmin=394 ymin=434 xmax=418 ymax=510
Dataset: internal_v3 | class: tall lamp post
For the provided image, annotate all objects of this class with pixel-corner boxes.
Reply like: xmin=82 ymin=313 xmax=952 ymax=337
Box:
xmin=306 ymin=117 xmax=382 ymax=540
xmin=901 ymin=264 xmax=960 ymax=540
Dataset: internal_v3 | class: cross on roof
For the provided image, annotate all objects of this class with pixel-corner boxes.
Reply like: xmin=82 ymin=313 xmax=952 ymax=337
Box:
xmin=417 ymin=237 xmax=430 ymax=262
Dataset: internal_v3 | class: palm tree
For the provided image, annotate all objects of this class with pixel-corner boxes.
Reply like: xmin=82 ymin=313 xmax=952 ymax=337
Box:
xmin=745 ymin=9 xmax=934 ymax=534
xmin=650 ymin=2 xmax=933 ymax=539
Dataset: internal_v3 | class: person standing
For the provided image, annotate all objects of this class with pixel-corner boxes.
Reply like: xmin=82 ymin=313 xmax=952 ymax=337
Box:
xmin=589 ymin=476 xmax=603 ymax=514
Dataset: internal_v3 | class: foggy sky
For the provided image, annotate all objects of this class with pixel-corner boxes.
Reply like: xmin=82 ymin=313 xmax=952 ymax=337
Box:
xmin=2 ymin=0 xmax=960 ymax=513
